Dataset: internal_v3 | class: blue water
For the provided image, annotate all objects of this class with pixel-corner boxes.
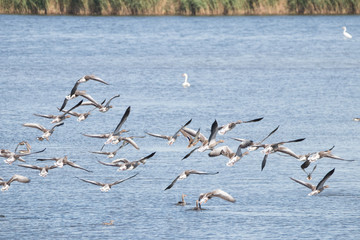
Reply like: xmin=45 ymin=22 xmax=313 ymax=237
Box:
xmin=1 ymin=15 xmax=360 ymax=239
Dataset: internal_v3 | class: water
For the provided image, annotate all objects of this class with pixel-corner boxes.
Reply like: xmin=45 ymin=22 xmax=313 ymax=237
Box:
xmin=1 ymin=15 xmax=360 ymax=239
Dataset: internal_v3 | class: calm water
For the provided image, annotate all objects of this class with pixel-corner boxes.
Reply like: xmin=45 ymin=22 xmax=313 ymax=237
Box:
xmin=1 ymin=15 xmax=360 ymax=239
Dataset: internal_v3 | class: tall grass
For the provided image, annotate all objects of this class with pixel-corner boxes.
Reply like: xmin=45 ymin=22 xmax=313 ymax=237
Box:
xmin=0 ymin=0 xmax=359 ymax=15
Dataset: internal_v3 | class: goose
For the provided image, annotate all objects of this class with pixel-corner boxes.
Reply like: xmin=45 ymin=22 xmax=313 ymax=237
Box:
xmin=301 ymin=146 xmax=354 ymax=169
xmin=90 ymin=141 xmax=129 ymax=158
xmin=23 ymin=122 xmax=64 ymax=141
xmin=254 ymin=138 xmax=305 ymax=171
xmin=35 ymin=100 xmax=83 ymax=123
xmin=342 ymin=26 xmax=352 ymax=39
xmin=182 ymin=120 xmax=224 ymax=160
xmin=182 ymin=73 xmax=190 ymax=88
xmin=18 ymin=164 xmax=57 ymax=177
xmin=198 ymin=189 xmax=236 ymax=207
xmin=59 ymin=90 xmax=103 ymax=112
xmin=208 ymin=145 xmax=250 ymax=166
xmin=98 ymin=94 xmax=120 ymax=112
xmin=103 ymin=106 xmax=131 ymax=146
xmin=59 ymin=106 xmax=95 ymax=122
xmin=290 ymin=168 xmax=335 ymax=196
xmin=37 ymin=155 xmax=91 ymax=172
xmin=67 ymin=75 xmax=109 ymax=100
xmin=176 ymin=194 xmax=188 ymax=206
xmin=0 ymin=174 xmax=30 ymax=191
xmin=231 ymin=125 xmax=280 ymax=152
xmin=164 ymin=170 xmax=219 ymax=190
xmin=98 ymin=152 xmax=156 ymax=171
xmin=1 ymin=148 xmax=46 ymax=165
xmin=146 ymin=119 xmax=192 ymax=145
xmin=78 ymin=173 xmax=138 ymax=192
xmin=218 ymin=117 xmax=263 ymax=135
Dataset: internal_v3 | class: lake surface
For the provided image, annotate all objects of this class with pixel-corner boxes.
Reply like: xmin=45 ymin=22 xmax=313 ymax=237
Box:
xmin=1 ymin=14 xmax=360 ymax=239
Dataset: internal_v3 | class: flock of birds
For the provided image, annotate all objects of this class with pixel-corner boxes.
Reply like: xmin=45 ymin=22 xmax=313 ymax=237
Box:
xmin=0 ymin=72 xmax=356 ymax=217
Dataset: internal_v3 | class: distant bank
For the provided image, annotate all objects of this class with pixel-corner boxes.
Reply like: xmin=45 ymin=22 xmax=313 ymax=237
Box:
xmin=0 ymin=0 xmax=359 ymax=15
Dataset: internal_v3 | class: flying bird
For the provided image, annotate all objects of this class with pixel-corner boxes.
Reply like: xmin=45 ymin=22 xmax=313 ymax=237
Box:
xmin=290 ymin=168 xmax=335 ymax=196
xmin=78 ymin=173 xmax=138 ymax=192
xmin=0 ymin=174 xmax=30 ymax=191
xmin=98 ymin=152 xmax=156 ymax=171
xmin=146 ymin=119 xmax=192 ymax=145
xmin=18 ymin=164 xmax=57 ymax=177
xmin=164 ymin=170 xmax=219 ymax=190
xmin=23 ymin=122 xmax=64 ymax=141
xmin=198 ymin=189 xmax=236 ymax=208
xmin=218 ymin=117 xmax=263 ymax=135
xmin=37 ymin=155 xmax=91 ymax=172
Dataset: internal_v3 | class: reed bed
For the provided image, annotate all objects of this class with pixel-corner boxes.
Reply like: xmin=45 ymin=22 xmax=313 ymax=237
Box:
xmin=0 ymin=0 xmax=359 ymax=15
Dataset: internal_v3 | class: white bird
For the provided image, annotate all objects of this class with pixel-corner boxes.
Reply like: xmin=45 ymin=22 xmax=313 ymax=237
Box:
xmin=218 ymin=117 xmax=263 ymax=135
xmin=342 ymin=26 xmax=352 ymax=39
xmin=36 ymin=155 xmax=92 ymax=172
xmin=198 ymin=189 xmax=236 ymax=207
xmin=182 ymin=73 xmax=190 ymax=88
xmin=22 ymin=122 xmax=64 ymax=141
xmin=18 ymin=164 xmax=58 ymax=177
xmin=146 ymin=119 xmax=192 ymax=145
xmin=164 ymin=170 xmax=219 ymax=190
xmin=0 ymin=174 xmax=31 ymax=191
xmin=78 ymin=173 xmax=138 ymax=192
xmin=290 ymin=168 xmax=335 ymax=196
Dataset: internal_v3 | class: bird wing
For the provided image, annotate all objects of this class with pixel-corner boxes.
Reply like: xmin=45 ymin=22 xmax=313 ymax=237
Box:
xmin=261 ymin=154 xmax=268 ymax=171
xmin=278 ymin=138 xmax=306 ymax=145
xmin=18 ymin=164 xmax=41 ymax=170
xmin=82 ymin=133 xmax=110 ymax=139
xmin=259 ymin=125 xmax=280 ymax=143
xmin=316 ymin=168 xmax=335 ymax=190
xmin=110 ymin=173 xmax=138 ymax=186
xmin=138 ymin=152 xmax=156 ymax=164
xmin=105 ymin=94 xmax=120 ymax=108
xmin=66 ymin=161 xmax=92 ymax=172
xmin=69 ymin=81 xmax=81 ymax=97
xmin=78 ymin=92 xmax=102 ymax=108
xmin=78 ymin=178 xmax=104 ymax=186
xmin=188 ymin=170 xmax=219 ymax=176
xmin=36 ymin=157 xmax=59 ymax=161
xmin=33 ymin=113 xmax=57 ymax=119
xmin=164 ymin=175 xmax=181 ymax=190
xmin=290 ymin=177 xmax=315 ymax=190
xmin=210 ymin=189 xmax=236 ymax=203
xmin=145 ymin=132 xmax=171 ymax=140
xmin=50 ymin=122 xmax=64 ymax=132
xmin=60 ymin=100 xmax=83 ymax=117
xmin=23 ymin=123 xmax=47 ymax=132
xmin=7 ymin=174 xmax=31 ymax=184
xmin=182 ymin=146 xmax=200 ymax=160
xmin=276 ymin=146 xmax=299 ymax=159
xmin=90 ymin=151 xmax=112 ymax=155
xmin=18 ymin=148 xmax=46 ymax=156
xmin=122 ymin=137 xmax=140 ymax=150
xmin=97 ymin=160 xmax=121 ymax=167
xmin=241 ymin=117 xmax=264 ymax=124
xmin=208 ymin=120 xmax=218 ymax=143
xmin=171 ymin=119 xmax=192 ymax=140
xmin=85 ymin=75 xmax=109 ymax=85
xmin=113 ymin=106 xmax=131 ymax=135
xmin=59 ymin=97 xmax=70 ymax=112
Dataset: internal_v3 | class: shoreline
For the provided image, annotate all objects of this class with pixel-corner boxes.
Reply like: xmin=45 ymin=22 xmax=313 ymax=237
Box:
xmin=1 ymin=0 xmax=359 ymax=16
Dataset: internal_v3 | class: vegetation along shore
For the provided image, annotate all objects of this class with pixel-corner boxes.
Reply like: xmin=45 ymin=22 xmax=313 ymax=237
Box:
xmin=0 ymin=0 xmax=359 ymax=15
